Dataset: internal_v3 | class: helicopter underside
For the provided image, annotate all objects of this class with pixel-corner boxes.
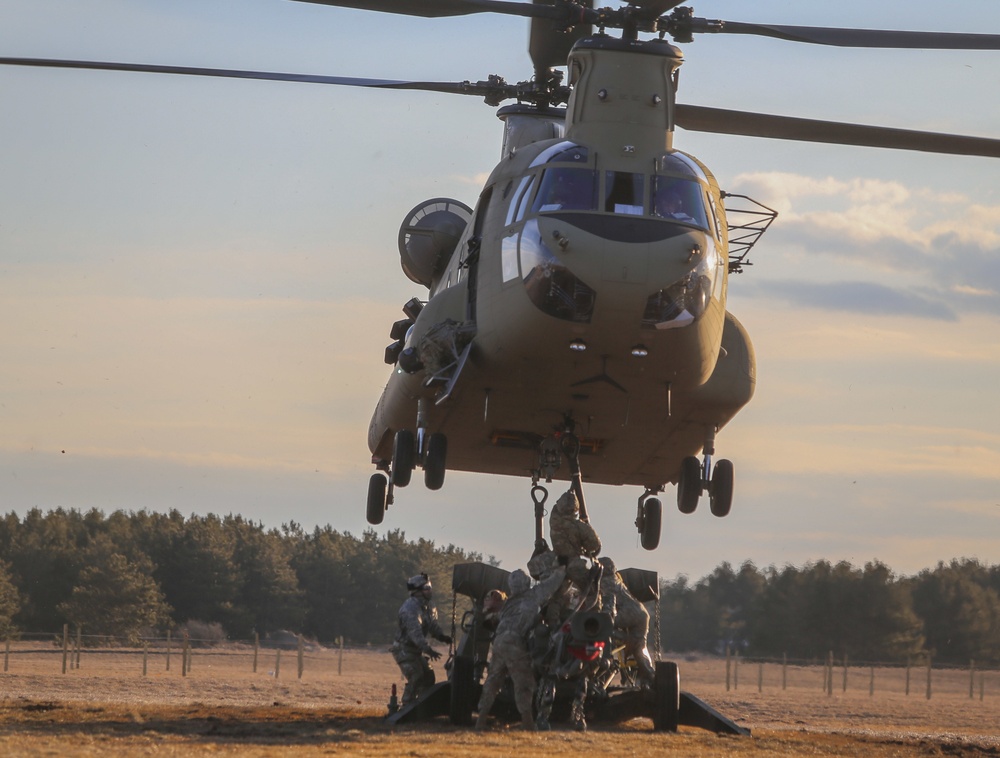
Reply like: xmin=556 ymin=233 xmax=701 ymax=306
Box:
xmin=368 ymin=305 xmax=754 ymax=490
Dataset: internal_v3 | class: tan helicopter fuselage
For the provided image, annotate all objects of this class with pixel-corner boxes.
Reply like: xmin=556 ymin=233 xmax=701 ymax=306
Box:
xmin=369 ymin=36 xmax=755 ymax=489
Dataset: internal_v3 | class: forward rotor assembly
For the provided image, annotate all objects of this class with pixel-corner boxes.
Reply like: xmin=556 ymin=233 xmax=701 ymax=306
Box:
xmin=3 ymin=1 xmax=1000 ymax=155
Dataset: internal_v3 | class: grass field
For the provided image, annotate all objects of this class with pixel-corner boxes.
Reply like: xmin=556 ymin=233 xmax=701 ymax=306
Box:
xmin=1 ymin=644 xmax=998 ymax=756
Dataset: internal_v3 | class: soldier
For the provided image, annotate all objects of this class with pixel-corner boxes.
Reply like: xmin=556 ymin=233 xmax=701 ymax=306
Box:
xmin=481 ymin=588 xmax=507 ymax=632
xmin=549 ymin=489 xmax=601 ymax=563
xmin=534 ymin=560 xmax=605 ymax=732
xmin=390 ymin=573 xmax=452 ymax=707
xmin=545 ymin=490 xmax=602 ymax=628
xmin=475 ymin=565 xmax=566 ymax=730
xmin=598 ymin=556 xmax=655 ymax=686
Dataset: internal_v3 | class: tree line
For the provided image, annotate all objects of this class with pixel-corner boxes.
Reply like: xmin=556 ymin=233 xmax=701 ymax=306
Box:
xmin=660 ymin=558 xmax=1000 ymax=665
xmin=0 ymin=508 xmax=485 ymax=645
xmin=0 ymin=508 xmax=997 ymax=665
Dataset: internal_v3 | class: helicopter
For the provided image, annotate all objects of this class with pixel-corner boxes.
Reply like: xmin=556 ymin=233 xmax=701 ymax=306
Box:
xmin=3 ymin=1 xmax=1000 ymax=553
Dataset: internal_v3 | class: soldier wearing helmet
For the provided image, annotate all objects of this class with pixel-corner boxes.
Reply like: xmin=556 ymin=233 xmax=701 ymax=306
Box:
xmin=598 ymin=556 xmax=655 ymax=686
xmin=390 ymin=573 xmax=452 ymax=707
xmin=475 ymin=564 xmax=566 ymax=730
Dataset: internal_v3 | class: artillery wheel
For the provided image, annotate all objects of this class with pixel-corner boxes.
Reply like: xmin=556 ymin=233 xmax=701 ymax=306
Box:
xmin=639 ymin=497 xmax=662 ymax=551
xmin=366 ymin=473 xmax=388 ymax=525
xmin=677 ymin=456 xmax=702 ymax=514
xmin=424 ymin=433 xmax=448 ymax=491
xmin=710 ymin=459 xmax=734 ymax=517
xmin=653 ymin=660 xmax=680 ymax=732
xmin=391 ymin=429 xmax=415 ymax=487
xmin=449 ymin=655 xmax=476 ymax=726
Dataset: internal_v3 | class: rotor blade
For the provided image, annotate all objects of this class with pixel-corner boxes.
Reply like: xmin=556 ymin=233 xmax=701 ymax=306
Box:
xmin=291 ymin=0 xmax=564 ymax=20
xmin=0 ymin=56 xmax=477 ymax=96
xmin=692 ymin=18 xmax=1000 ymax=49
xmin=675 ymin=104 xmax=1000 ymax=158
xmin=529 ymin=0 xmax=593 ymax=72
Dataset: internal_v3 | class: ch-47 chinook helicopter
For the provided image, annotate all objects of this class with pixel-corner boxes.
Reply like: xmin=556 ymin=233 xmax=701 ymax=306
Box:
xmin=5 ymin=1 xmax=1000 ymax=552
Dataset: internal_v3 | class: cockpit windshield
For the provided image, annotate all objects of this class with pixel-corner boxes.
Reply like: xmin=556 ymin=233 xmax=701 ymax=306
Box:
xmin=531 ymin=167 xmax=598 ymax=213
xmin=651 ymin=175 xmax=709 ymax=230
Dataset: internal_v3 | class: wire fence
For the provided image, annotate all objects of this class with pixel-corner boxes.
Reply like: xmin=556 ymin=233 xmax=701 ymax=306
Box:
xmin=721 ymin=648 xmax=998 ymax=701
xmin=2 ymin=627 xmax=364 ymax=681
xmin=2 ymin=628 xmax=997 ymax=704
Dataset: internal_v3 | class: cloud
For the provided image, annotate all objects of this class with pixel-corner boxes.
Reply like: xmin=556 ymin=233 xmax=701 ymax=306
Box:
xmin=743 ymin=279 xmax=958 ymax=320
xmin=729 ymin=171 xmax=1000 ymax=317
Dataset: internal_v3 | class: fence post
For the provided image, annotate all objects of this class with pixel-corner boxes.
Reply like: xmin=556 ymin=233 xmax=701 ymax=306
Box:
xmin=969 ymin=660 xmax=975 ymax=699
xmin=253 ymin=632 xmax=259 ymax=673
xmin=980 ymin=673 xmax=985 ymax=702
xmin=338 ymin=636 xmax=344 ymax=676
xmin=842 ymin=653 xmax=848 ymax=693
xmin=4 ymin=638 xmax=9 ymax=672
xmin=734 ymin=650 xmax=740 ymax=690
xmin=297 ymin=635 xmax=304 ymax=680
xmin=925 ymin=655 xmax=932 ymax=700
xmin=166 ymin=630 xmax=172 ymax=672
xmin=143 ymin=642 xmax=148 ymax=677
xmin=757 ymin=661 xmax=763 ymax=693
xmin=725 ymin=646 xmax=731 ymax=691
xmin=869 ymin=665 xmax=875 ymax=696
xmin=182 ymin=631 xmax=190 ymax=677
xmin=62 ymin=624 xmax=69 ymax=674
xmin=826 ymin=651 xmax=834 ymax=696
xmin=75 ymin=626 xmax=82 ymax=669
xmin=275 ymin=649 xmax=281 ymax=679
xmin=782 ymin=652 xmax=787 ymax=690
xmin=905 ymin=657 xmax=911 ymax=696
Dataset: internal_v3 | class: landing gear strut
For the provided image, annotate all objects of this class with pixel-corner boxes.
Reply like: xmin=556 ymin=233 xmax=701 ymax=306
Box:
xmin=366 ymin=401 xmax=449 ymax=525
xmin=675 ymin=426 xmax=735 ymax=519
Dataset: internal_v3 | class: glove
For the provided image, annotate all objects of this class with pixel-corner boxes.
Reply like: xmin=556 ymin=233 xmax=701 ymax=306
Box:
xmin=426 ymin=648 xmax=442 ymax=661
xmin=440 ymin=635 xmax=453 ymax=645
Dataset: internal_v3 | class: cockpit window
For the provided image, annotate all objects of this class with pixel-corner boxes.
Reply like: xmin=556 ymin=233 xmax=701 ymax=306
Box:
xmin=604 ymin=171 xmax=644 ymax=215
xmin=531 ymin=167 xmax=598 ymax=213
xmin=651 ymin=175 xmax=709 ymax=230
xmin=658 ymin=152 xmax=709 ymax=182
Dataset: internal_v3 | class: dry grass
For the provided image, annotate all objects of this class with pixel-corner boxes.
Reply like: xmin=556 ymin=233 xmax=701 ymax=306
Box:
xmin=1 ymin=644 xmax=998 ymax=757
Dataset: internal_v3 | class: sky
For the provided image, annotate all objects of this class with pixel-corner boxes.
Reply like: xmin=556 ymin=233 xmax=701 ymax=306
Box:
xmin=1 ymin=0 xmax=999 ymax=585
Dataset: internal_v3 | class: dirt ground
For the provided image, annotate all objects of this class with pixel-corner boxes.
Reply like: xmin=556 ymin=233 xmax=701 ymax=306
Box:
xmin=1 ymin=644 xmax=998 ymax=757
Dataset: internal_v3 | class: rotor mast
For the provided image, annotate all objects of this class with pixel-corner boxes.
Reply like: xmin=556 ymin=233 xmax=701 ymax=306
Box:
xmin=564 ymin=36 xmax=683 ymax=153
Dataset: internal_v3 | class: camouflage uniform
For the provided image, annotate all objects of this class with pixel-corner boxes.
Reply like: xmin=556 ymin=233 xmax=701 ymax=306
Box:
xmin=549 ymin=490 xmax=601 ymax=562
xmin=599 ymin=557 xmax=655 ymax=686
xmin=545 ymin=491 xmax=602 ymax=628
xmin=391 ymin=581 xmax=450 ymax=707
xmin=475 ymin=566 xmax=566 ymax=730
xmin=534 ymin=563 xmax=606 ymax=731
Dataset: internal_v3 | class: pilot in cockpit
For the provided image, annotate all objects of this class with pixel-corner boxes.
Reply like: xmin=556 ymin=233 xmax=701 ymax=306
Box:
xmin=657 ymin=188 xmax=696 ymax=223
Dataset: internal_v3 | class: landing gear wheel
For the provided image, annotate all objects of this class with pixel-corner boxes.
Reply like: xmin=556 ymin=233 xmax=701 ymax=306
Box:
xmin=391 ymin=429 xmax=415 ymax=487
xmin=424 ymin=433 xmax=447 ymax=491
xmin=677 ymin=456 xmax=702 ymax=514
xmin=449 ymin=655 xmax=477 ymax=726
xmin=366 ymin=473 xmax=388 ymax=525
xmin=710 ymin=459 xmax=734 ymax=517
xmin=653 ymin=660 xmax=680 ymax=732
xmin=640 ymin=497 xmax=662 ymax=551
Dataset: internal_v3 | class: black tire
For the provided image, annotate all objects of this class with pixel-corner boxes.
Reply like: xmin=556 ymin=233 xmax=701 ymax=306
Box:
xmin=391 ymin=429 xmax=415 ymax=487
xmin=366 ymin=473 xmax=388 ymax=525
xmin=424 ymin=433 xmax=447 ymax=491
xmin=640 ymin=497 xmax=662 ymax=551
xmin=710 ymin=459 xmax=734 ymax=518
xmin=677 ymin=456 xmax=701 ymax=514
xmin=653 ymin=660 xmax=680 ymax=732
xmin=449 ymin=655 xmax=476 ymax=726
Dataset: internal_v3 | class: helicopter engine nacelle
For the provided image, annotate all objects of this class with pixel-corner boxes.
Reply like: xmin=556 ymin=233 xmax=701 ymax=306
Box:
xmin=397 ymin=198 xmax=473 ymax=288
